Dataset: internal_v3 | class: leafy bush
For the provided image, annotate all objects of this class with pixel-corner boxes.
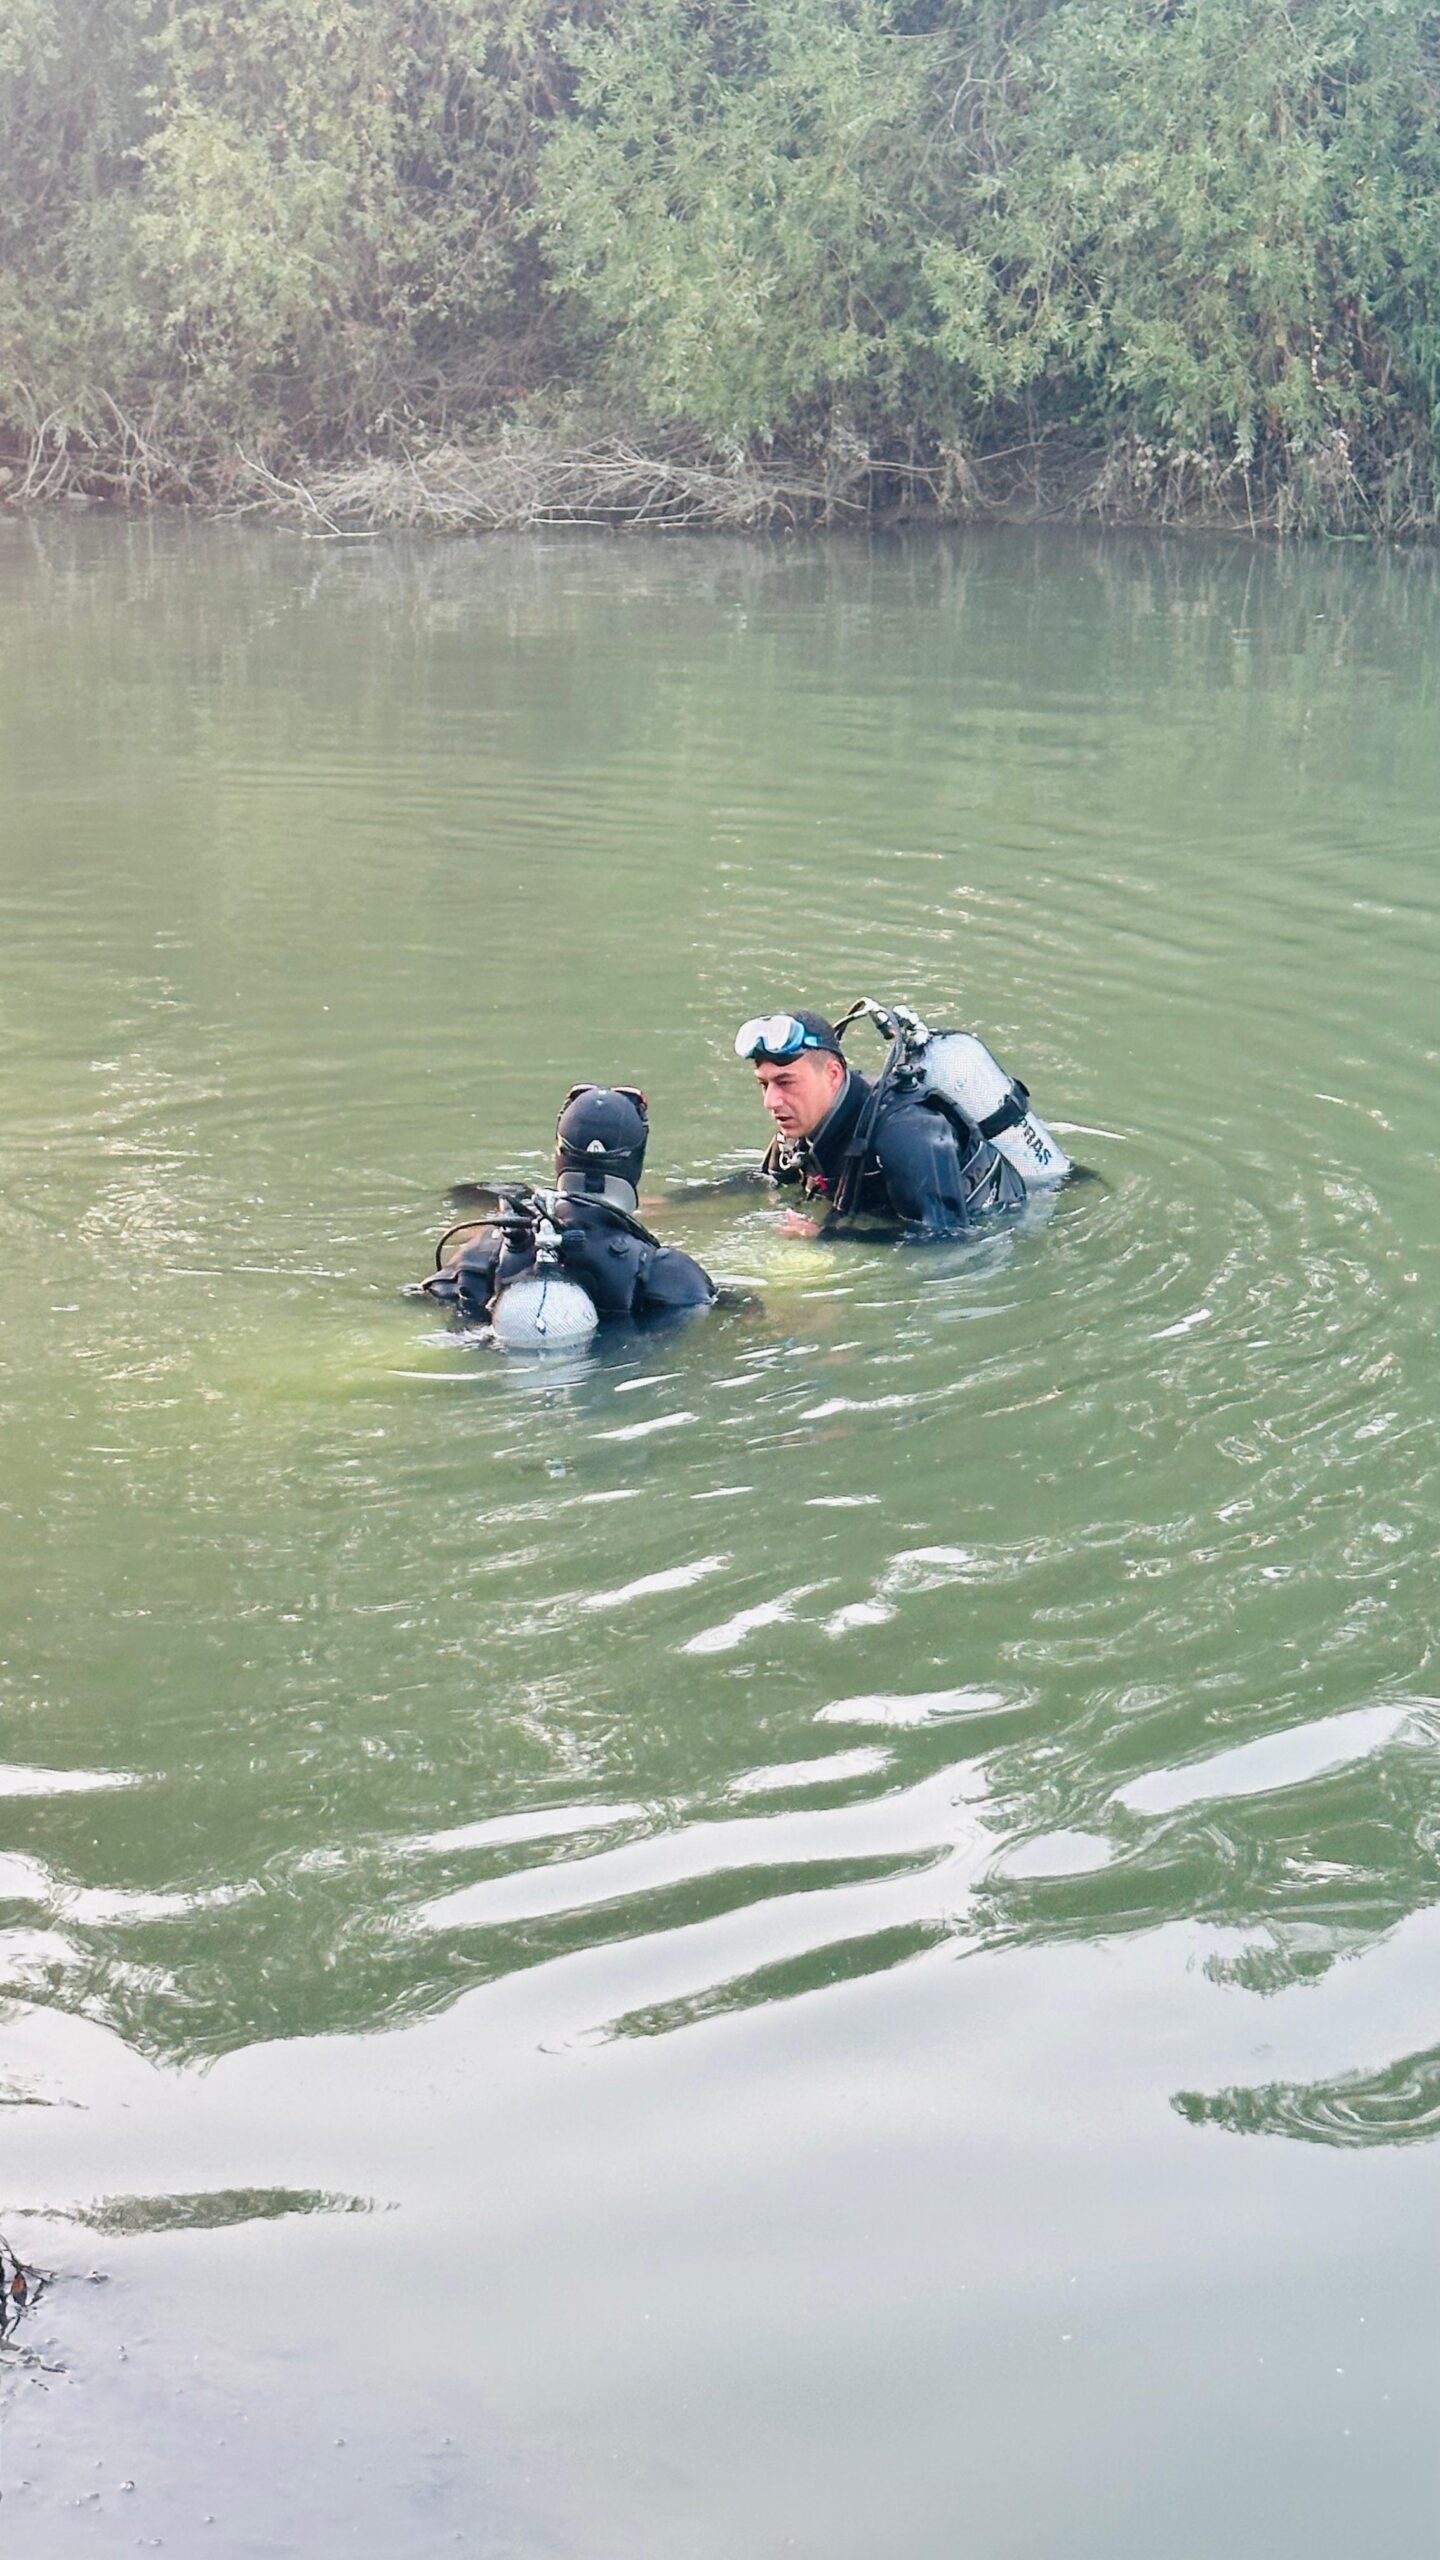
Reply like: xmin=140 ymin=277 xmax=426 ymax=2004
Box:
xmin=536 ymin=0 xmax=941 ymax=442
xmin=0 ymin=0 xmax=587 ymax=480
xmin=0 ymin=0 xmax=1438 ymax=530
xmin=919 ymin=0 xmax=1440 ymax=524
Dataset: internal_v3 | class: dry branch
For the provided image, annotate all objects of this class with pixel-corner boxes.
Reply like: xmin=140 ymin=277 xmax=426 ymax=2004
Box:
xmin=226 ymin=433 xmax=873 ymax=535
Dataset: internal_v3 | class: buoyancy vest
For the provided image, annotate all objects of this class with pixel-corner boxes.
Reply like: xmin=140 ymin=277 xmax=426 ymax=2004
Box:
xmin=766 ymin=1070 xmax=1024 ymax=1236
xmin=434 ymin=1191 xmax=714 ymax=1323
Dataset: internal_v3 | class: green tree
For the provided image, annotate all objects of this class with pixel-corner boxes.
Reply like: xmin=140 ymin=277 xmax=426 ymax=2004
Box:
xmin=537 ymin=0 xmax=942 ymax=443
xmin=919 ymin=0 xmax=1440 ymax=521
xmin=1 ymin=0 xmax=1439 ymax=528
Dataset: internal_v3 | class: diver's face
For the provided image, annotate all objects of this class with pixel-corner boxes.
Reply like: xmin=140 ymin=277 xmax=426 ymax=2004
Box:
xmin=754 ymin=1051 xmax=845 ymax=1139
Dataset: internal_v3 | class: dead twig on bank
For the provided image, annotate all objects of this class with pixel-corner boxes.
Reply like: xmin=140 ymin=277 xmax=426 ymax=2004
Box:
xmin=225 ymin=433 xmax=859 ymax=536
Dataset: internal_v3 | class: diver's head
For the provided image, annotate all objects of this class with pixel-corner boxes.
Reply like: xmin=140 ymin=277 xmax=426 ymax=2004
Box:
xmin=554 ymin=1083 xmax=649 ymax=1211
xmin=734 ymin=1010 xmax=847 ymax=1140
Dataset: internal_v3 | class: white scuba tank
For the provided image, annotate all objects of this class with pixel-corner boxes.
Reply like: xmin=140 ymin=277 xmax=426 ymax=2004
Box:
xmin=917 ymin=1029 xmax=1071 ymax=1188
xmin=490 ymin=1271 xmax=599 ymax=1353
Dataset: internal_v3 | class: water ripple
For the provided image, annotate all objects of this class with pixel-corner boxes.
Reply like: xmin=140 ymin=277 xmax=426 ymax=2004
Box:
xmin=1176 ymin=2046 xmax=1440 ymax=2148
xmin=1 ymin=524 xmax=1435 ymax=2150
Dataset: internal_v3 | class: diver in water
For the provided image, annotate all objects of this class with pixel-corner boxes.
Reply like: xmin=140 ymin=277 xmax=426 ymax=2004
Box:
xmin=422 ymin=1084 xmax=715 ymax=1331
xmin=734 ymin=1007 xmax=1032 ymax=1242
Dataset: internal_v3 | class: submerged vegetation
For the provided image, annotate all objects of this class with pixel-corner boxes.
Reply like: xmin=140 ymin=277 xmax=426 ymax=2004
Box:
xmin=3 ymin=0 xmax=1440 ymax=533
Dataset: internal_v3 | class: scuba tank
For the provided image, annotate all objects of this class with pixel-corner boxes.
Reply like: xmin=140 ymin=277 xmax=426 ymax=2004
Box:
xmin=835 ymin=1001 xmax=1071 ymax=1189
xmin=425 ymin=1195 xmax=601 ymax=1352
xmin=917 ymin=1029 xmax=1070 ymax=1187
xmin=489 ymin=1205 xmax=599 ymax=1353
xmin=491 ymin=1274 xmax=598 ymax=1352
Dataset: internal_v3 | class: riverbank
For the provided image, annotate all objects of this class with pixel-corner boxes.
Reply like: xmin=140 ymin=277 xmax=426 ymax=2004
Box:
xmin=7 ymin=417 xmax=1436 ymax=541
xmin=8 ymin=0 xmax=1440 ymax=551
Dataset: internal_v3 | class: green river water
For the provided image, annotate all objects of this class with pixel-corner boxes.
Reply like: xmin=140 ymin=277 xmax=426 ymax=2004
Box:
xmin=0 ymin=516 xmax=1436 ymax=2557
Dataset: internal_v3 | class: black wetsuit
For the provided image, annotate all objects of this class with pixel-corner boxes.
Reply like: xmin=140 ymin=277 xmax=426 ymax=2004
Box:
xmin=429 ymin=1192 xmax=715 ymax=1324
xmin=765 ymin=1068 xmax=1025 ymax=1241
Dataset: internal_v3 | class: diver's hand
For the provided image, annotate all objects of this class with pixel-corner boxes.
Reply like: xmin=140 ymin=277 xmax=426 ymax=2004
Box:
xmin=778 ymin=1210 xmax=821 ymax=1239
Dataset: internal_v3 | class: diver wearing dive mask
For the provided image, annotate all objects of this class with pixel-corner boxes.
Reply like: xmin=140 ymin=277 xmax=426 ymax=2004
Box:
xmin=735 ymin=1008 xmax=1025 ymax=1240
xmin=423 ymin=1084 xmax=715 ymax=1327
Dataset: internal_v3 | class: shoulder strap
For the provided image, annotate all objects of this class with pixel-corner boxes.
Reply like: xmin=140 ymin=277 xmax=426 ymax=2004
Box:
xmin=833 ymin=1065 xmax=902 ymax=1223
xmin=977 ymin=1078 xmax=1029 ymax=1143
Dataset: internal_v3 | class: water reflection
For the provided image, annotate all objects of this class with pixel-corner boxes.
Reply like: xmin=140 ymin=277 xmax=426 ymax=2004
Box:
xmin=1176 ymin=2048 xmax=1440 ymax=2147
xmin=59 ymin=2187 xmax=380 ymax=2234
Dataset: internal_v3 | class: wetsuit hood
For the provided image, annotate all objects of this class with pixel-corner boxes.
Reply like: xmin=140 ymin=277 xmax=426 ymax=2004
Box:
xmin=794 ymin=1066 xmax=869 ymax=1195
xmin=555 ymin=1166 xmax=641 ymax=1215
xmin=554 ymin=1084 xmax=648 ymax=1207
